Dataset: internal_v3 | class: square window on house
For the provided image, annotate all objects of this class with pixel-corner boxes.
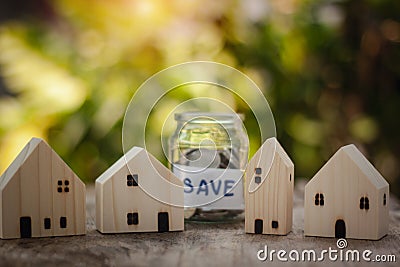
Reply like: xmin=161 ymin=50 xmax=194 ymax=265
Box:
xmin=127 ymin=213 xmax=139 ymax=225
xmin=271 ymin=220 xmax=279 ymax=229
xmin=255 ymin=176 xmax=261 ymax=184
xmin=255 ymin=168 xmax=262 ymax=175
xmin=57 ymin=180 xmax=69 ymax=193
xmin=315 ymin=193 xmax=324 ymax=206
xmin=127 ymin=174 xmax=139 ymax=187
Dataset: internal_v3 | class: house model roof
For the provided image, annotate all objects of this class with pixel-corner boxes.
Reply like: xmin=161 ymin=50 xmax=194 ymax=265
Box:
xmin=310 ymin=144 xmax=388 ymax=189
xmin=96 ymin=146 xmax=143 ymax=184
xmin=0 ymin=137 xmax=77 ymax=190
xmin=96 ymin=146 xmax=183 ymax=208
xmin=96 ymin=146 xmax=181 ymax=186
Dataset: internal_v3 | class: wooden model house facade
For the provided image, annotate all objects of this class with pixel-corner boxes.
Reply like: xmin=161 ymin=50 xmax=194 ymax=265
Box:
xmin=304 ymin=144 xmax=389 ymax=240
xmin=95 ymin=147 xmax=184 ymax=233
xmin=245 ymin=137 xmax=294 ymax=235
xmin=0 ymin=138 xmax=86 ymax=239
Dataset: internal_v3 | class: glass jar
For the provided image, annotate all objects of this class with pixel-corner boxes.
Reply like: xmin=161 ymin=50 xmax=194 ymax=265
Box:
xmin=169 ymin=112 xmax=248 ymax=222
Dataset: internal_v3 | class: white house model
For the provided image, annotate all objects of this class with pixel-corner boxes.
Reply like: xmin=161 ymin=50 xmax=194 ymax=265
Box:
xmin=95 ymin=146 xmax=184 ymax=233
xmin=0 ymin=138 xmax=86 ymax=239
xmin=245 ymin=137 xmax=294 ymax=235
xmin=304 ymin=144 xmax=389 ymax=240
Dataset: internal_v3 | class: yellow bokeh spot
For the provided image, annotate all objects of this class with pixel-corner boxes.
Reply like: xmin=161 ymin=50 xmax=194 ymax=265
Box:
xmin=0 ymin=126 xmax=46 ymax=175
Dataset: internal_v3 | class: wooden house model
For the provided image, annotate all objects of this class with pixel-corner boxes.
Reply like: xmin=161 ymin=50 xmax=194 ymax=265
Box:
xmin=95 ymin=146 xmax=184 ymax=233
xmin=245 ymin=137 xmax=294 ymax=235
xmin=304 ymin=144 xmax=389 ymax=240
xmin=0 ymin=138 xmax=86 ymax=239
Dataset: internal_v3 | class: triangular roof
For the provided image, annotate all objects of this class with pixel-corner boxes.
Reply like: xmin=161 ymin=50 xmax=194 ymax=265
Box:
xmin=96 ymin=146 xmax=143 ymax=184
xmin=340 ymin=144 xmax=388 ymax=189
xmin=0 ymin=137 xmax=82 ymax=190
xmin=248 ymin=137 xmax=294 ymax=193
xmin=95 ymin=146 xmax=181 ymax=186
xmin=273 ymin=139 xmax=293 ymax=167
xmin=96 ymin=146 xmax=183 ymax=208
xmin=308 ymin=144 xmax=388 ymax=190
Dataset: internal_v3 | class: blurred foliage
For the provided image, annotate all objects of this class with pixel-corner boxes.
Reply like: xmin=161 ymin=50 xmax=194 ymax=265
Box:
xmin=0 ymin=0 xmax=399 ymax=196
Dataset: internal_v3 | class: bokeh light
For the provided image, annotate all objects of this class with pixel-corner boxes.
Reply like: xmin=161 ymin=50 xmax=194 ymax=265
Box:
xmin=0 ymin=0 xmax=399 ymax=196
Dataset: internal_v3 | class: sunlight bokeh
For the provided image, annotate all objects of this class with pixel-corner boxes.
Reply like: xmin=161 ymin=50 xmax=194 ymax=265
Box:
xmin=0 ymin=0 xmax=399 ymax=195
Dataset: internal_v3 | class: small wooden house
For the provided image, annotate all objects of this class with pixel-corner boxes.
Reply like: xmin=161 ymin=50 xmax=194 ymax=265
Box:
xmin=304 ymin=144 xmax=389 ymax=240
xmin=95 ymin=146 xmax=184 ymax=233
xmin=0 ymin=138 xmax=86 ymax=239
xmin=245 ymin=137 xmax=294 ymax=235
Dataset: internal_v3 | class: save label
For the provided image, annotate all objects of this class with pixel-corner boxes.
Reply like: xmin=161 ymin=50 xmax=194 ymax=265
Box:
xmin=172 ymin=164 xmax=244 ymax=209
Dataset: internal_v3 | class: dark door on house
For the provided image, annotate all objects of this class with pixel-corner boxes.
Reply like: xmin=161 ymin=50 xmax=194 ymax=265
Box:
xmin=20 ymin=217 xmax=32 ymax=238
xmin=255 ymin=219 xmax=263 ymax=234
xmin=158 ymin=212 xmax=169 ymax=233
xmin=335 ymin=219 xmax=346 ymax=238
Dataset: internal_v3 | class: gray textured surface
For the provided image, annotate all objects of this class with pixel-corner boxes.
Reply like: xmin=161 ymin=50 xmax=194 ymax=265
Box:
xmin=0 ymin=180 xmax=399 ymax=267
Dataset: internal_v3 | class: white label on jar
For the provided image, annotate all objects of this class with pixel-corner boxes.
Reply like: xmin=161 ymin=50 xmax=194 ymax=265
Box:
xmin=172 ymin=164 xmax=244 ymax=210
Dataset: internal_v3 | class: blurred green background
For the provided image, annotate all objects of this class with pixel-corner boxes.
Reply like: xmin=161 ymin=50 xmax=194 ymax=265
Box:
xmin=0 ymin=0 xmax=399 ymax=196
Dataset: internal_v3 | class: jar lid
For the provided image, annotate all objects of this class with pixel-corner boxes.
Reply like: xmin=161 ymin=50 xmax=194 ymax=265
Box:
xmin=174 ymin=112 xmax=243 ymax=124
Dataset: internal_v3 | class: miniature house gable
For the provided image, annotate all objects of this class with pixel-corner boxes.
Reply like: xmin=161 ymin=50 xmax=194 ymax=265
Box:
xmin=304 ymin=144 xmax=389 ymax=240
xmin=95 ymin=146 xmax=184 ymax=233
xmin=0 ymin=138 xmax=86 ymax=239
xmin=245 ymin=137 xmax=294 ymax=235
